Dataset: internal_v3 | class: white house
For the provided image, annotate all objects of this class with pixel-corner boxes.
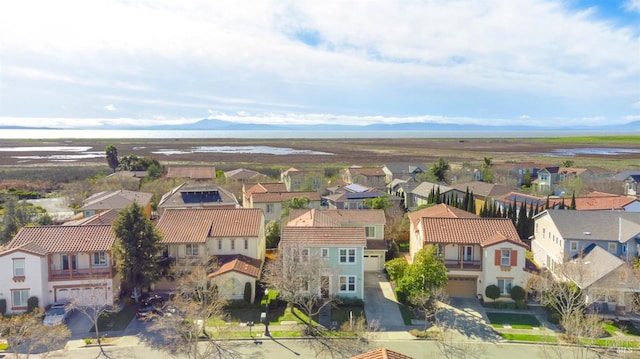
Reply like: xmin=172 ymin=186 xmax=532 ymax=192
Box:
xmin=0 ymin=225 xmax=118 ymax=314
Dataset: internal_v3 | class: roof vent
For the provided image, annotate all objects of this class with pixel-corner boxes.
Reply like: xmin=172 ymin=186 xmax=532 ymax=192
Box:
xmin=584 ymin=231 xmax=591 ymax=235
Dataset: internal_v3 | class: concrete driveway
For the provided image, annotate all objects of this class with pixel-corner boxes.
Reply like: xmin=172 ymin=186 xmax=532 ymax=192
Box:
xmin=438 ymin=297 xmax=501 ymax=342
xmin=65 ymin=309 xmax=95 ymax=339
xmin=363 ymin=272 xmax=406 ymax=331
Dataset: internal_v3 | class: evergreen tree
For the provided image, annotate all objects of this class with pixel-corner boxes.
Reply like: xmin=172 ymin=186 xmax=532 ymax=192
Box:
xmin=112 ymin=202 xmax=163 ymax=293
xmin=517 ymin=201 xmax=528 ymax=239
xmin=570 ymin=191 xmax=576 ymax=210
xmin=435 ymin=187 xmax=441 ymax=204
xmin=468 ymin=191 xmax=476 ymax=214
xmin=430 ymin=158 xmax=450 ymax=183
xmin=523 ymin=168 xmax=532 ymax=188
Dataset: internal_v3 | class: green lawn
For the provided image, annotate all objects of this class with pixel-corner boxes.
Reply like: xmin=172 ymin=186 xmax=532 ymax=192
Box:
xmin=486 ymin=312 xmax=541 ymax=329
xmin=90 ymin=305 xmax=136 ymax=333
xmin=579 ymin=338 xmax=640 ymax=348
xmin=603 ymin=320 xmax=640 ymax=336
xmin=500 ymin=333 xmax=559 ymax=343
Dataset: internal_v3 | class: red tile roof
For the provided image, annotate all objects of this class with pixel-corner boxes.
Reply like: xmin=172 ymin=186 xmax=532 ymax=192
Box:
xmin=244 ymin=182 xmax=288 ymax=197
xmin=420 ymin=217 xmax=524 ymax=246
xmin=351 ymin=347 xmax=414 ymax=359
xmin=3 ymin=225 xmax=115 ymax=254
xmin=208 ymin=254 xmax=262 ymax=279
xmin=288 ymin=209 xmax=386 ymax=227
xmin=408 ymin=203 xmax=477 ymax=227
xmin=547 ymin=193 xmax=639 ymax=211
xmin=251 ymin=191 xmax=321 ymax=203
xmin=281 ymin=227 xmax=366 ymax=246
xmin=157 ymin=208 xmax=263 ymax=244
xmin=75 ymin=209 xmax=120 ymax=225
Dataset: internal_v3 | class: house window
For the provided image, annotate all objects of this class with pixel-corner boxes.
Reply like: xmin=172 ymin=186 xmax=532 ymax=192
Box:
xmin=497 ymin=279 xmax=513 ymax=295
xmin=339 ymin=275 xmax=356 ymax=293
xmin=608 ymin=242 xmax=617 ymax=253
xmin=186 ymin=244 xmax=199 ymax=257
xmin=320 ymin=248 xmax=329 ymax=258
xmin=298 ymin=276 xmax=309 ymax=292
xmin=12 ymin=289 xmax=29 ymax=308
xmin=231 ymin=239 xmax=235 ymax=250
xmin=266 ymin=204 xmax=274 ymax=213
xmin=435 ymin=244 xmax=444 ymax=256
xmin=569 ymin=241 xmax=578 ymax=251
xmin=365 ymin=226 xmax=375 ymax=238
xmin=339 ymin=249 xmax=356 ymax=264
xmin=463 ymin=246 xmax=473 ymax=261
xmin=218 ymin=239 xmax=222 ymax=250
xmin=93 ymin=252 xmax=107 ymax=266
xmin=244 ymin=239 xmax=249 ymax=250
xmin=500 ymin=249 xmax=511 ymax=266
xmin=13 ymin=258 xmax=25 ymax=277
xmin=301 ymin=248 xmax=309 ymax=262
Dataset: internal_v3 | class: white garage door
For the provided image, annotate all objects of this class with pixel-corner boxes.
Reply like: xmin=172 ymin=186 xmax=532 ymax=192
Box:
xmin=364 ymin=255 xmax=381 ymax=272
xmin=55 ymin=287 xmax=106 ymax=306
xmin=56 ymin=288 xmax=69 ymax=302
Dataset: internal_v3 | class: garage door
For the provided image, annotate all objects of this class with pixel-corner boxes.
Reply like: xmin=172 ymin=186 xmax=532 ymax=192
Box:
xmin=56 ymin=288 xmax=69 ymax=302
xmin=55 ymin=286 xmax=106 ymax=306
xmin=363 ymin=255 xmax=381 ymax=272
xmin=446 ymin=276 xmax=477 ymax=297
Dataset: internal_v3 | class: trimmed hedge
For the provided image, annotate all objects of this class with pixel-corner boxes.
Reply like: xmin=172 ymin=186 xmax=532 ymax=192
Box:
xmin=0 ymin=298 xmax=6 ymax=315
xmin=27 ymin=296 xmax=39 ymax=313
xmin=510 ymin=285 xmax=526 ymax=302
xmin=485 ymin=285 xmax=500 ymax=300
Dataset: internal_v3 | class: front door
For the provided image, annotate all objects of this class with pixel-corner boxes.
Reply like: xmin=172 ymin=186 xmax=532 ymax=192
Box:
xmin=320 ymin=276 xmax=330 ymax=299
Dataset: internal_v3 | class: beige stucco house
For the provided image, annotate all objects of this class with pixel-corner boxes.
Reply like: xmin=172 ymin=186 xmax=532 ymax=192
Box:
xmin=156 ymin=208 xmax=265 ymax=303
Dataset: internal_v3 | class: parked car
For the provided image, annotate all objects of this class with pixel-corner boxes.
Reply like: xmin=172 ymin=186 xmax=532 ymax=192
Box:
xmin=135 ymin=294 xmax=165 ymax=321
xmin=43 ymin=302 xmax=72 ymax=325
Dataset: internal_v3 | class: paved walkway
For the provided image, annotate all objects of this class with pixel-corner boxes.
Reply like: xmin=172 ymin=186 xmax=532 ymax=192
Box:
xmin=362 ymin=272 xmax=407 ymax=332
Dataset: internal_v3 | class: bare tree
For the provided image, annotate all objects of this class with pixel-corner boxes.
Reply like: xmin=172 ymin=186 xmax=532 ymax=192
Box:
xmin=433 ymin=321 xmax=487 ymax=359
xmin=0 ymin=308 xmax=70 ymax=358
xmin=142 ymin=265 xmax=244 ymax=359
xmin=409 ymin=287 xmax=448 ymax=331
xmin=263 ymin=243 xmax=339 ymax=336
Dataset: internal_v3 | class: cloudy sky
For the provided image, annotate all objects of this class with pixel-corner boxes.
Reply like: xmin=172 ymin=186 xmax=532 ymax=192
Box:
xmin=1 ymin=0 xmax=639 ymax=129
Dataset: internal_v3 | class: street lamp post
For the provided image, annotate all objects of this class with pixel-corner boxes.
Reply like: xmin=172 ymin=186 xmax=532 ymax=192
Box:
xmin=263 ymin=289 xmax=271 ymax=337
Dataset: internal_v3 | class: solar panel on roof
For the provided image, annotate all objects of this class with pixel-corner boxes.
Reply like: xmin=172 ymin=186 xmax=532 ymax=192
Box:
xmin=345 ymin=183 xmax=369 ymax=193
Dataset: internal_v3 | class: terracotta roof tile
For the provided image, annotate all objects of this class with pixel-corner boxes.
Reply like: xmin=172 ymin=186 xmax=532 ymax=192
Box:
xmin=3 ymin=225 xmax=115 ymax=254
xmin=251 ymin=191 xmax=321 ymax=203
xmin=408 ymin=203 xmax=477 ymax=227
xmin=157 ymin=208 xmax=263 ymax=244
xmin=420 ymin=217 xmax=523 ymax=246
xmin=167 ymin=166 xmax=216 ymax=179
xmin=288 ymin=209 xmax=386 ymax=227
xmin=351 ymin=347 xmax=414 ymax=359
xmin=75 ymin=209 xmax=120 ymax=225
xmin=281 ymin=227 xmax=366 ymax=246
xmin=244 ymin=182 xmax=288 ymax=198
xmin=209 ymin=254 xmax=262 ymax=279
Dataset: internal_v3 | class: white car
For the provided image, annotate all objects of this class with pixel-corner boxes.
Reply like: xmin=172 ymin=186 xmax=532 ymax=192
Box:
xmin=43 ymin=302 xmax=72 ymax=325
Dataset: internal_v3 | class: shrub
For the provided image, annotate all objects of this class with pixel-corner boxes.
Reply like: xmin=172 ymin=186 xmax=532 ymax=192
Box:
xmin=384 ymin=258 xmax=408 ymax=282
xmin=27 ymin=296 xmax=39 ymax=313
xmin=548 ymin=312 xmax=562 ymax=325
xmin=84 ymin=338 xmax=92 ymax=345
xmin=515 ymin=300 xmax=528 ymax=310
xmin=243 ymin=282 xmax=252 ymax=305
xmin=0 ymin=298 xmax=6 ymax=315
xmin=510 ymin=285 xmax=526 ymax=302
xmin=395 ymin=287 xmax=407 ymax=304
xmin=485 ymin=285 xmax=500 ymax=300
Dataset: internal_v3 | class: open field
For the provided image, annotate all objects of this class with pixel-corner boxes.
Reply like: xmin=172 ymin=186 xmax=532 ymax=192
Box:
xmin=1 ymin=137 xmax=639 ymax=171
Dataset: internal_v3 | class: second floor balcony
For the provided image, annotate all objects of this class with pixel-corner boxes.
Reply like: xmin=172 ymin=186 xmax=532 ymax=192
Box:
xmin=49 ymin=267 xmax=115 ymax=281
xmin=444 ymin=259 xmax=482 ymax=271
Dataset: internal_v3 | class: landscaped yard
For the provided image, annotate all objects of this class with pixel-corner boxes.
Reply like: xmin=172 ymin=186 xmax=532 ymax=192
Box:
xmin=602 ymin=320 xmax=640 ymax=337
xmin=500 ymin=333 xmax=559 ymax=343
xmin=486 ymin=312 xmax=541 ymax=329
xmin=90 ymin=305 xmax=137 ymax=333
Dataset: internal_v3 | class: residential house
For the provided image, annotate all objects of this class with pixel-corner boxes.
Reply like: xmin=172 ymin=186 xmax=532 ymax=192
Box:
xmin=224 ymin=168 xmax=269 ymax=183
xmin=64 ymin=208 xmax=121 ymax=226
xmin=534 ymin=167 xmax=592 ymax=195
xmin=451 ymin=182 xmax=511 ymax=216
xmin=624 ymin=174 xmax=640 ymax=197
xmin=242 ymin=182 xmax=288 ymax=207
xmin=166 ymin=166 xmax=216 ymax=181
xmin=80 ymin=189 xmax=153 ymax=219
xmin=406 ymin=182 xmax=459 ymax=211
xmin=386 ymin=177 xmax=418 ymax=211
xmin=408 ymin=204 xmax=478 ymax=261
xmin=0 ymin=225 xmax=118 ymax=313
xmin=409 ymin=209 xmax=529 ymax=299
xmin=558 ymin=191 xmax=640 ymax=212
xmin=246 ymin=191 xmax=322 ymax=224
xmin=324 ymin=183 xmax=401 ymax=210
xmin=158 ymin=182 xmax=239 ymax=216
xmin=382 ymin=163 xmax=425 ymax=183
xmin=280 ymin=226 xmax=366 ymax=300
xmin=280 ymin=167 xmax=324 ymax=192
xmin=351 ymin=347 xmax=415 ymax=359
xmin=531 ymin=210 xmax=640 ymax=311
xmin=288 ymin=209 xmax=387 ymax=272
xmin=341 ymin=166 xmax=387 ymax=189
xmin=495 ymin=192 xmax=549 ymax=216
xmin=155 ymin=208 xmax=265 ymax=303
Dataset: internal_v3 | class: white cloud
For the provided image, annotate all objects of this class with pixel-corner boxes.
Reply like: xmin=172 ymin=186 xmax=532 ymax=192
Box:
xmin=624 ymin=0 xmax=640 ymax=12
xmin=104 ymin=104 xmax=117 ymax=111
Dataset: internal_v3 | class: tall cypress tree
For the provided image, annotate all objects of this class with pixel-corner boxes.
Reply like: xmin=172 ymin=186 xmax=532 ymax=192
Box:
xmin=570 ymin=191 xmax=576 ymax=210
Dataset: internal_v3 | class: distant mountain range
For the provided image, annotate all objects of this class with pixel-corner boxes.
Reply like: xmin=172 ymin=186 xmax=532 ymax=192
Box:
xmin=2 ymin=119 xmax=640 ymax=132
